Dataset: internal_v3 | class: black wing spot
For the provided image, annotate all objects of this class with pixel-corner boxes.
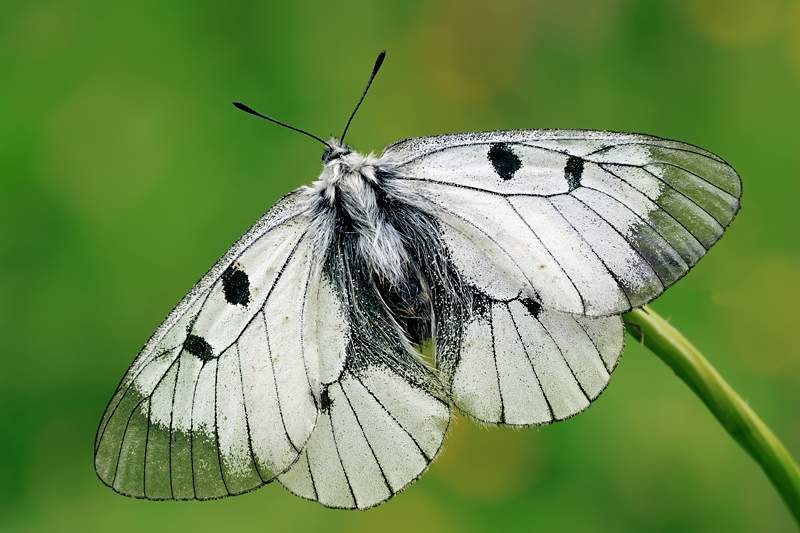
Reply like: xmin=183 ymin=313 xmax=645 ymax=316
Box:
xmin=565 ymin=156 xmax=584 ymax=191
xmin=520 ymin=297 xmax=542 ymax=319
xmin=221 ymin=265 xmax=251 ymax=306
xmin=488 ymin=143 xmax=522 ymax=181
xmin=184 ymin=334 xmax=215 ymax=361
xmin=320 ymin=386 xmax=333 ymax=414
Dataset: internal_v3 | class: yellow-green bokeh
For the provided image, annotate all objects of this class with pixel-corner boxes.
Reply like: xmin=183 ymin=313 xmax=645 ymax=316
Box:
xmin=2 ymin=1 xmax=799 ymax=531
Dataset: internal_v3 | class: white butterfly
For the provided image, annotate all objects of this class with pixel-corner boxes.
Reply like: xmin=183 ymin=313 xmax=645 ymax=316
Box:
xmin=95 ymin=53 xmax=742 ymax=509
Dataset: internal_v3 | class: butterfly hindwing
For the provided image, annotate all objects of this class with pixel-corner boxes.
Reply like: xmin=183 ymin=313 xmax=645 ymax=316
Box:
xmin=278 ymin=365 xmax=450 ymax=509
xmin=442 ymin=294 xmax=624 ymax=425
xmin=278 ymin=244 xmax=451 ymax=510
xmin=385 ymin=130 xmax=741 ymax=316
xmin=95 ymin=191 xmax=328 ymax=499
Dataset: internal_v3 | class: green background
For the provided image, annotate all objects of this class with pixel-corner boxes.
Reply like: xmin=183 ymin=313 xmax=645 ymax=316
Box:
xmin=2 ymin=1 xmax=799 ymax=531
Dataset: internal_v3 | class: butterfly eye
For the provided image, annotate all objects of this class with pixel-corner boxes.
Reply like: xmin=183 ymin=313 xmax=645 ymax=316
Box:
xmin=322 ymin=149 xmax=331 ymax=162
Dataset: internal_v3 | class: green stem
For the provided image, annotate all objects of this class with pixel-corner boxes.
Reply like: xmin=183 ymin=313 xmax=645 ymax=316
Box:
xmin=623 ymin=306 xmax=800 ymax=527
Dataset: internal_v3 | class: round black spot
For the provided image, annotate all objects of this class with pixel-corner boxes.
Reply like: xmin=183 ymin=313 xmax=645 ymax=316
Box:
xmin=221 ymin=265 xmax=251 ymax=306
xmin=488 ymin=143 xmax=522 ymax=181
xmin=183 ymin=334 xmax=215 ymax=361
xmin=520 ymin=298 xmax=542 ymax=319
xmin=565 ymin=156 xmax=585 ymax=191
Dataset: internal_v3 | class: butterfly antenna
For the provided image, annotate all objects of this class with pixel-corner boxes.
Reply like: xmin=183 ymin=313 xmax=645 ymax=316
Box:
xmin=340 ymin=51 xmax=386 ymax=143
xmin=232 ymin=102 xmax=330 ymax=148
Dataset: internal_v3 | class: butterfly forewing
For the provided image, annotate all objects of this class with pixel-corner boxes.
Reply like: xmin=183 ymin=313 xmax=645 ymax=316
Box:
xmin=95 ymin=191 xmax=323 ymax=499
xmin=385 ymin=130 xmax=741 ymax=316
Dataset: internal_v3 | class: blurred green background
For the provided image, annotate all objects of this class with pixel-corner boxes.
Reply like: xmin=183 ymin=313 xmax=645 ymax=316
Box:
xmin=2 ymin=0 xmax=799 ymax=531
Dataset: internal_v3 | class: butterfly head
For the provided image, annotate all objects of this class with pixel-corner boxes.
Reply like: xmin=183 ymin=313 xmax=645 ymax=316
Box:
xmin=321 ymin=138 xmax=354 ymax=165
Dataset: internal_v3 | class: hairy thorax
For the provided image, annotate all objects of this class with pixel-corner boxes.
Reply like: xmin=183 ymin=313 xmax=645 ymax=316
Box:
xmin=304 ymin=139 xmax=413 ymax=285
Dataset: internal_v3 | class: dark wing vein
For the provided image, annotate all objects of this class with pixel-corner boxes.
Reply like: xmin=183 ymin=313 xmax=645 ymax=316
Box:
xmin=112 ymin=395 xmax=150 ymax=490
xmin=97 ymin=347 xmax=177 ymax=451
xmin=188 ymin=360 xmax=203 ymax=499
xmin=305 ymin=454 xmax=319 ymax=501
xmin=212 ymin=349 xmax=231 ymax=496
xmin=539 ymin=319 xmax=591 ymax=405
xmin=569 ymin=192 xmax=669 ymax=289
xmin=597 ymin=166 xmax=709 ymax=253
xmin=260 ymin=309 xmax=300 ymax=454
xmin=583 ymin=141 xmax=726 ymax=167
xmin=430 ymin=202 xmax=544 ymax=305
xmin=299 ymin=257 xmax=319 ymax=409
xmin=505 ymin=302 xmax=555 ymax=422
xmin=338 ymin=381 xmax=393 ymax=494
xmin=488 ymin=305 xmax=505 ymax=424
xmin=572 ymin=317 xmax=618 ymax=374
xmin=505 ymin=200 xmax=586 ymax=314
xmin=205 ymin=230 xmax=310 ymax=361
xmin=637 ymin=165 xmax=726 ymax=233
xmin=648 ymin=161 xmax=739 ymax=207
xmin=235 ymin=344 xmax=269 ymax=483
xmin=352 ymin=373 xmax=431 ymax=462
xmin=571 ymin=188 xmax=691 ymax=275
xmin=326 ymin=397 xmax=358 ymax=508
xmin=142 ymin=393 xmax=152 ymax=496
xmin=545 ymin=197 xmax=634 ymax=309
xmin=394 ymin=135 xmax=726 ymax=167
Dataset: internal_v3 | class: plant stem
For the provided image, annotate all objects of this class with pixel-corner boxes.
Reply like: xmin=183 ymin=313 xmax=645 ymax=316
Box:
xmin=623 ymin=306 xmax=800 ymax=527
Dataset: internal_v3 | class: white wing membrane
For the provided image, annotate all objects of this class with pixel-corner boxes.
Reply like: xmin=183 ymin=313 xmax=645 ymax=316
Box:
xmin=447 ymin=297 xmax=624 ymax=425
xmin=388 ymin=130 xmax=741 ymax=315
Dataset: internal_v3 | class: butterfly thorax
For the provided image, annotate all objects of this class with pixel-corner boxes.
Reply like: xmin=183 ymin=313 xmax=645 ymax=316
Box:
xmin=306 ymin=138 xmax=413 ymax=286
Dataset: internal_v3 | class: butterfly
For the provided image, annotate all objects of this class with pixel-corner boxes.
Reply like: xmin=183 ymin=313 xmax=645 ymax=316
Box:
xmin=95 ymin=52 xmax=742 ymax=509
